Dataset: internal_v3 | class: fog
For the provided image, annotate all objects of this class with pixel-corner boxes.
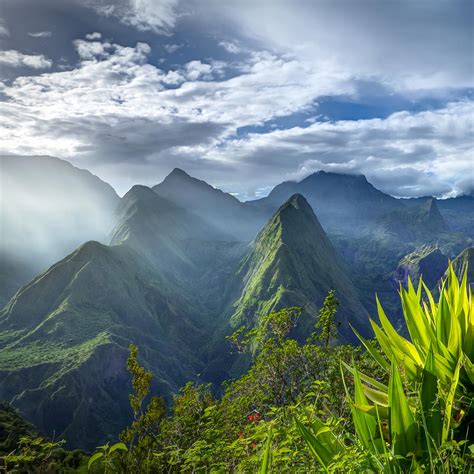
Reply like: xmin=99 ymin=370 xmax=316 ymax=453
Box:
xmin=0 ymin=155 xmax=119 ymax=289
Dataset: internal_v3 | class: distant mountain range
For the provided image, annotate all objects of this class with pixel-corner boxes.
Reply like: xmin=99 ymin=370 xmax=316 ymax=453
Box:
xmin=0 ymin=155 xmax=472 ymax=448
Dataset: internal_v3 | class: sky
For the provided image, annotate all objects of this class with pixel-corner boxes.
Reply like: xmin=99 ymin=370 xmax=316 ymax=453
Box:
xmin=0 ymin=0 xmax=473 ymax=199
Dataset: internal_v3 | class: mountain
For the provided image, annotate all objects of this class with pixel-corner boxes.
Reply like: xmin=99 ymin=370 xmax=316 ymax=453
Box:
xmin=1 ymin=162 xmax=471 ymax=451
xmin=399 ymin=195 xmax=474 ymax=237
xmin=228 ymin=194 xmax=369 ymax=340
xmin=393 ymin=245 xmax=448 ymax=289
xmin=0 ymin=186 xmax=246 ymax=449
xmin=110 ymin=185 xmax=233 ymax=270
xmin=0 ymin=241 xmax=208 ymax=449
xmin=0 ymin=155 xmax=119 ymax=304
xmin=153 ymin=168 xmax=266 ymax=240
xmin=375 ymin=198 xmax=448 ymax=241
xmin=248 ymin=171 xmax=403 ymax=235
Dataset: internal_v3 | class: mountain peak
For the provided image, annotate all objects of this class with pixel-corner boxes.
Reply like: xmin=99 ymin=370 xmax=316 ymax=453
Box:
xmin=286 ymin=193 xmax=310 ymax=209
xmin=230 ymin=190 xmax=368 ymax=341
xmin=123 ymin=184 xmax=156 ymax=201
xmin=153 ymin=168 xmax=264 ymax=240
xmin=422 ymin=198 xmax=446 ymax=229
xmin=301 ymin=170 xmax=369 ymax=186
xmin=168 ymin=168 xmax=192 ymax=179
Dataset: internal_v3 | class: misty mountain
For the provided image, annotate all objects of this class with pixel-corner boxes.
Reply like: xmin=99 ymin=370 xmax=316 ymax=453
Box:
xmin=400 ymin=194 xmax=474 ymax=237
xmin=229 ymin=194 xmax=369 ymax=341
xmin=110 ymin=185 xmax=233 ymax=269
xmin=248 ymin=171 xmax=403 ymax=235
xmin=0 ymin=182 xmax=250 ymax=448
xmin=0 ymin=155 xmax=119 ymax=304
xmin=375 ymin=198 xmax=447 ymax=241
xmin=1 ymin=158 xmax=472 ymax=450
xmin=0 ymin=189 xmax=370 ymax=448
xmin=153 ymin=168 xmax=265 ymax=241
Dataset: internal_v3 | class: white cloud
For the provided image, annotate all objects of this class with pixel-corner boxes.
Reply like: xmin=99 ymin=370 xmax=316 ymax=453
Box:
xmin=204 ymin=0 xmax=473 ymax=92
xmin=164 ymin=43 xmax=183 ymax=53
xmin=0 ymin=35 xmax=471 ymax=197
xmin=184 ymin=60 xmax=213 ymax=80
xmin=0 ymin=50 xmax=52 ymax=69
xmin=83 ymin=0 xmax=179 ymax=34
xmin=0 ymin=18 xmax=9 ymax=37
xmin=27 ymin=31 xmax=52 ymax=38
xmin=85 ymin=32 xmax=102 ymax=40
xmin=219 ymin=41 xmax=240 ymax=54
xmin=73 ymin=39 xmax=113 ymax=60
xmin=201 ymin=101 xmax=474 ymax=198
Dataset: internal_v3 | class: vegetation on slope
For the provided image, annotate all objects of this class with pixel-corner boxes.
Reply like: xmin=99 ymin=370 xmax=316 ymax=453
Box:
xmin=230 ymin=194 xmax=369 ymax=341
xmin=3 ymin=263 xmax=472 ymax=472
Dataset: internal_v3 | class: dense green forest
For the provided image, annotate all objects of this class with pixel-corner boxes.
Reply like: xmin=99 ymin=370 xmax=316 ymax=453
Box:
xmin=1 ymin=264 xmax=473 ymax=473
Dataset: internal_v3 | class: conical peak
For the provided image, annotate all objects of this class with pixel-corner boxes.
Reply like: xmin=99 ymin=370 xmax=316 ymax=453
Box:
xmin=168 ymin=168 xmax=191 ymax=179
xmin=276 ymin=193 xmax=314 ymax=219
xmin=286 ymin=193 xmax=311 ymax=210
xmin=263 ymin=193 xmax=327 ymax=244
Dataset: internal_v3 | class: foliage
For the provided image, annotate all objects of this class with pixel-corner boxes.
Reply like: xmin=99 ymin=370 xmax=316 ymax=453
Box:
xmin=296 ymin=263 xmax=474 ymax=472
xmin=82 ymin=299 xmax=383 ymax=472
xmin=87 ymin=442 xmax=127 ymax=473
xmin=0 ymin=436 xmax=89 ymax=473
xmin=312 ymin=290 xmax=340 ymax=347
xmin=6 ymin=266 xmax=472 ymax=472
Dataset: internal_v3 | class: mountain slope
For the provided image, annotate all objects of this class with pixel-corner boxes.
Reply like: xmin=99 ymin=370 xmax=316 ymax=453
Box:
xmin=400 ymin=195 xmax=474 ymax=238
xmin=248 ymin=171 xmax=403 ymax=235
xmin=375 ymin=198 xmax=448 ymax=241
xmin=110 ymin=185 xmax=234 ymax=271
xmin=0 ymin=155 xmax=119 ymax=303
xmin=229 ymin=194 xmax=369 ymax=340
xmin=0 ymin=241 xmax=206 ymax=449
xmin=0 ymin=186 xmax=248 ymax=449
xmin=393 ymin=245 xmax=448 ymax=288
xmin=153 ymin=168 xmax=265 ymax=240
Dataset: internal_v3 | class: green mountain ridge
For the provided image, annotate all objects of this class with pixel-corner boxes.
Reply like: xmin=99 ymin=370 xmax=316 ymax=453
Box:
xmin=0 ymin=240 xmax=208 ymax=448
xmin=229 ymin=194 xmax=369 ymax=341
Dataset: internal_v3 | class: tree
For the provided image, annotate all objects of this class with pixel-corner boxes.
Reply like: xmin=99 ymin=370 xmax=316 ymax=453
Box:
xmin=119 ymin=344 xmax=165 ymax=473
xmin=314 ymin=290 xmax=340 ymax=347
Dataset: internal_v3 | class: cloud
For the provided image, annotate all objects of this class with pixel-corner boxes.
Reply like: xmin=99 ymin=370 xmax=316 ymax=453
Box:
xmin=0 ymin=34 xmax=471 ymax=198
xmin=184 ymin=60 xmax=213 ymax=80
xmin=73 ymin=39 xmax=114 ymax=60
xmin=27 ymin=31 xmax=52 ymax=38
xmin=0 ymin=18 xmax=9 ymax=37
xmin=83 ymin=0 xmax=179 ymax=34
xmin=219 ymin=41 xmax=240 ymax=54
xmin=0 ymin=50 xmax=52 ymax=69
xmin=85 ymin=32 xmax=102 ymax=40
xmin=200 ymin=101 xmax=473 ymax=198
xmin=206 ymin=0 xmax=473 ymax=91
xmin=164 ymin=43 xmax=183 ymax=53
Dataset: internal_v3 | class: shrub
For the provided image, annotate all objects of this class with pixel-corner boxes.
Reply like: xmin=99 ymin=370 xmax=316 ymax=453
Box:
xmin=296 ymin=264 xmax=474 ymax=472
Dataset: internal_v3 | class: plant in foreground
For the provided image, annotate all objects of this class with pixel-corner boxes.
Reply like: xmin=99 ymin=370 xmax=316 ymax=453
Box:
xmin=296 ymin=263 xmax=474 ymax=472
